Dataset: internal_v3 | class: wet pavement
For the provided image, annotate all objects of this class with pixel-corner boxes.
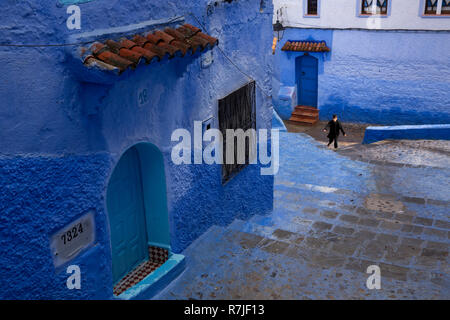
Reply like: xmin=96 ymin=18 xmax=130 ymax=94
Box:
xmin=283 ymin=120 xmax=370 ymax=148
xmin=155 ymin=133 xmax=449 ymax=300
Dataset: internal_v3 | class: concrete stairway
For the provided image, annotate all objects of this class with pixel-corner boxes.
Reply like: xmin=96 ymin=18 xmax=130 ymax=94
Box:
xmin=289 ymin=105 xmax=319 ymax=125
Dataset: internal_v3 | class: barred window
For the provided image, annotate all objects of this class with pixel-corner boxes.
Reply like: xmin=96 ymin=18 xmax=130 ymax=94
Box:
xmin=361 ymin=0 xmax=388 ymax=15
xmin=218 ymin=81 xmax=256 ymax=184
xmin=425 ymin=0 xmax=438 ymax=14
xmin=307 ymin=0 xmax=318 ymax=15
xmin=424 ymin=0 xmax=450 ymax=15
xmin=442 ymin=0 xmax=450 ymax=14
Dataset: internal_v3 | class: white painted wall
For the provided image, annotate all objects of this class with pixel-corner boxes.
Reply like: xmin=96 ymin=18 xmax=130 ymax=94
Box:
xmin=273 ymin=0 xmax=450 ymax=30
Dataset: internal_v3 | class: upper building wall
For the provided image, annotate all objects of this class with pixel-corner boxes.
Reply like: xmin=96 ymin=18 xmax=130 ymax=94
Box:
xmin=273 ymin=0 xmax=450 ymax=30
xmin=0 ymin=0 xmax=275 ymax=299
xmin=0 ymin=0 xmax=274 ymax=155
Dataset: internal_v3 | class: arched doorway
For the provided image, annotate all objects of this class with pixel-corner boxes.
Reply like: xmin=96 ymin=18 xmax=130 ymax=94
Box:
xmin=106 ymin=142 xmax=170 ymax=296
xmin=295 ymin=54 xmax=318 ymax=107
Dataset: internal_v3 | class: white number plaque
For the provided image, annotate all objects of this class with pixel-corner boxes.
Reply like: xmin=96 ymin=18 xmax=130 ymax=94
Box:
xmin=50 ymin=211 xmax=95 ymax=267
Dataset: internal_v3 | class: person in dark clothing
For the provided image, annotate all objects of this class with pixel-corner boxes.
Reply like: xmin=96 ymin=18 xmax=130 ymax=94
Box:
xmin=323 ymin=114 xmax=346 ymax=149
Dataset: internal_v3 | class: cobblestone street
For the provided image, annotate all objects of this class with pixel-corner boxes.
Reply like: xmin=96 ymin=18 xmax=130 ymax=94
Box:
xmin=155 ymin=132 xmax=449 ymax=300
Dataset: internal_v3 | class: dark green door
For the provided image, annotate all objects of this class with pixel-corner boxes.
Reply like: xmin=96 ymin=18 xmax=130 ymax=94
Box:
xmin=107 ymin=147 xmax=148 ymax=284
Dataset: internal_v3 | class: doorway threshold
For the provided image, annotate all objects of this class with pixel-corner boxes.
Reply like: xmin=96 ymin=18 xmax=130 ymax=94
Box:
xmin=114 ymin=252 xmax=185 ymax=300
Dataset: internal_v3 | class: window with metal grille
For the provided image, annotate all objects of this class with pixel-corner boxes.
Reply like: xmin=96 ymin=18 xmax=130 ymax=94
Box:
xmin=424 ymin=0 xmax=450 ymax=15
xmin=361 ymin=0 xmax=388 ymax=15
xmin=425 ymin=0 xmax=438 ymax=14
xmin=307 ymin=0 xmax=318 ymax=15
xmin=218 ymin=81 xmax=256 ymax=184
xmin=442 ymin=0 xmax=450 ymax=14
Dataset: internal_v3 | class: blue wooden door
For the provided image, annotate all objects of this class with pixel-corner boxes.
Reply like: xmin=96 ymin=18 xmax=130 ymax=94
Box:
xmin=296 ymin=55 xmax=318 ymax=107
xmin=107 ymin=147 xmax=148 ymax=284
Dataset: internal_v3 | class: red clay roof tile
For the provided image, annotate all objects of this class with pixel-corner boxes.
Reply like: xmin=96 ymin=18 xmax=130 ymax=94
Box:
xmin=171 ymin=40 xmax=191 ymax=56
xmin=133 ymin=34 xmax=169 ymax=59
xmin=119 ymin=39 xmax=159 ymax=63
xmin=191 ymin=35 xmax=210 ymax=49
xmin=105 ymin=40 xmax=144 ymax=64
xmin=164 ymin=27 xmax=186 ymax=41
xmin=153 ymin=30 xmax=175 ymax=44
xmin=195 ymin=32 xmax=219 ymax=47
xmin=145 ymin=33 xmax=161 ymax=45
xmin=85 ymin=56 xmax=120 ymax=72
xmin=156 ymin=41 xmax=182 ymax=57
xmin=183 ymin=24 xmax=201 ymax=34
xmin=281 ymin=40 xmax=330 ymax=53
xmin=82 ymin=23 xmax=219 ymax=74
xmin=177 ymin=26 xmax=197 ymax=38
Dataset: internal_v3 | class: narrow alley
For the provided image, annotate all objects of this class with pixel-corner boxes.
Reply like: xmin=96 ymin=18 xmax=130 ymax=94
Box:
xmin=156 ymin=132 xmax=450 ymax=300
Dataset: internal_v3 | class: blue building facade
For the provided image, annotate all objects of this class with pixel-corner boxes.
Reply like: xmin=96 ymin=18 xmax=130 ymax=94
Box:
xmin=273 ymin=1 xmax=450 ymax=125
xmin=0 ymin=0 xmax=274 ymax=299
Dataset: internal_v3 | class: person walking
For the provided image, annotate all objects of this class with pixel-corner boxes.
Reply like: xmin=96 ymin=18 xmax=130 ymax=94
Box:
xmin=323 ymin=114 xmax=346 ymax=149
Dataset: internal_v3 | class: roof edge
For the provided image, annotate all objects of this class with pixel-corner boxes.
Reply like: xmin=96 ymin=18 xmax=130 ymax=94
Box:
xmin=68 ymin=15 xmax=185 ymax=44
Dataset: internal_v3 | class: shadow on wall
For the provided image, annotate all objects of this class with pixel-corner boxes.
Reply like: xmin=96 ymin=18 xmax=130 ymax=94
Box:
xmin=320 ymin=95 xmax=450 ymax=125
xmin=167 ymin=161 xmax=274 ymax=254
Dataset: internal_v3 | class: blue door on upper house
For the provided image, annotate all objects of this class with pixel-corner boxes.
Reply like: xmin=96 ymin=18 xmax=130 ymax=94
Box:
xmin=106 ymin=147 xmax=148 ymax=285
xmin=296 ymin=55 xmax=318 ymax=107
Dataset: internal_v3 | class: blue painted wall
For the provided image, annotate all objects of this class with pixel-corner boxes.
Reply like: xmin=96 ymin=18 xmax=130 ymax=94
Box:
xmin=0 ymin=154 xmax=113 ymax=299
xmin=0 ymin=0 xmax=274 ymax=299
xmin=274 ymin=28 xmax=450 ymax=124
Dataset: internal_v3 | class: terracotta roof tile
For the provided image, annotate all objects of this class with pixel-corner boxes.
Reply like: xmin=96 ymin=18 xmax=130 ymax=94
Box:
xmin=132 ymin=34 xmax=169 ymax=59
xmin=164 ymin=27 xmax=186 ymax=40
xmin=195 ymin=32 xmax=219 ymax=47
xmin=82 ymin=23 xmax=219 ymax=74
xmin=171 ymin=40 xmax=192 ymax=56
xmin=153 ymin=30 xmax=175 ymax=44
xmin=145 ymin=33 xmax=161 ymax=45
xmin=281 ymin=40 xmax=330 ymax=53
xmin=177 ymin=26 xmax=198 ymax=38
xmin=119 ymin=38 xmax=159 ymax=63
xmin=89 ymin=42 xmax=135 ymax=70
xmin=183 ymin=23 xmax=202 ymax=34
xmin=105 ymin=40 xmax=143 ymax=65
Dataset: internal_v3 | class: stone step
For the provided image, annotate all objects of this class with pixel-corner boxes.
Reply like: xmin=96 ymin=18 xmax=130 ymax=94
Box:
xmin=296 ymin=105 xmax=319 ymax=113
xmin=289 ymin=105 xmax=320 ymax=124
xmin=292 ymin=110 xmax=318 ymax=118
xmin=288 ymin=115 xmax=318 ymax=125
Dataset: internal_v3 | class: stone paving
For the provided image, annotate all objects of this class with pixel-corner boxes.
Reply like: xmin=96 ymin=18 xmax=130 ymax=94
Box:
xmin=155 ymin=133 xmax=449 ymax=300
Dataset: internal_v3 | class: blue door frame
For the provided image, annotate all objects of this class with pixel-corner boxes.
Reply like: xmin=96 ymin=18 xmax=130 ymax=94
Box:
xmin=296 ymin=55 xmax=318 ymax=107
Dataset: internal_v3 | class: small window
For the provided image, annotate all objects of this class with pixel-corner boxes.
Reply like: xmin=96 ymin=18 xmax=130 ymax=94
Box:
xmin=361 ymin=0 xmax=388 ymax=15
xmin=307 ymin=0 xmax=318 ymax=15
xmin=361 ymin=0 xmax=371 ymax=14
xmin=218 ymin=81 xmax=256 ymax=184
xmin=423 ymin=0 xmax=450 ymax=15
xmin=424 ymin=0 xmax=438 ymax=14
